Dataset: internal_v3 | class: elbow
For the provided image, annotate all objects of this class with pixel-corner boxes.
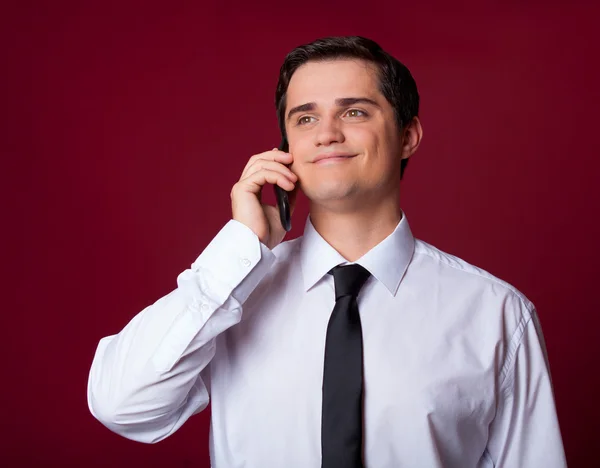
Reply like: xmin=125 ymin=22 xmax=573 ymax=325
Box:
xmin=86 ymin=340 xmax=210 ymax=444
xmin=87 ymin=384 xmax=171 ymax=444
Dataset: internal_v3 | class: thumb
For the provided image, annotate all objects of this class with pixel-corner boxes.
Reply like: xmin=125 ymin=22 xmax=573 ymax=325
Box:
xmin=288 ymin=185 xmax=299 ymax=216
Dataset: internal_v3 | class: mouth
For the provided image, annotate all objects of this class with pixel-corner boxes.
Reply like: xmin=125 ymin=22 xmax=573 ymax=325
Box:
xmin=313 ymin=153 xmax=357 ymax=164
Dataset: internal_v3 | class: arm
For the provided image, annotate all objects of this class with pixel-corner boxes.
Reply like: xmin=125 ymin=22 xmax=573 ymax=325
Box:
xmin=484 ymin=305 xmax=567 ymax=466
xmin=87 ymin=220 xmax=276 ymax=443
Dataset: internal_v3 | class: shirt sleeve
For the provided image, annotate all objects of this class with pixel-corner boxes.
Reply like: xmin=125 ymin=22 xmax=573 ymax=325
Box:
xmin=484 ymin=304 xmax=567 ymax=467
xmin=87 ymin=219 xmax=277 ymax=443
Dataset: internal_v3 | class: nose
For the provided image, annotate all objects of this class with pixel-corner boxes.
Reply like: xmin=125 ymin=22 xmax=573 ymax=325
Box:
xmin=314 ymin=116 xmax=345 ymax=147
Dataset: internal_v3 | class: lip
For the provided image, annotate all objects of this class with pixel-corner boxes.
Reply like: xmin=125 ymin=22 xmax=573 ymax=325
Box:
xmin=313 ymin=153 xmax=357 ymax=163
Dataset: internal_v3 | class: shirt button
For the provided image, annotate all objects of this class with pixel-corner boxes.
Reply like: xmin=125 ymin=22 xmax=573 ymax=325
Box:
xmin=201 ymin=303 xmax=210 ymax=311
xmin=240 ymin=257 xmax=251 ymax=267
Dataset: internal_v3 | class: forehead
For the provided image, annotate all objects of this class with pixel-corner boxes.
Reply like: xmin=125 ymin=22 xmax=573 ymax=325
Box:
xmin=286 ymin=59 xmax=382 ymax=107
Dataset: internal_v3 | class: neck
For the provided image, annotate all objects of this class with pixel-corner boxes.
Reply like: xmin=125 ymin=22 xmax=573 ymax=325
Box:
xmin=308 ymin=193 xmax=402 ymax=262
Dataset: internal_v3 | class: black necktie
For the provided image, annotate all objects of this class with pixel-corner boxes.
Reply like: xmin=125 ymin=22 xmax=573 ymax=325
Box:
xmin=321 ymin=264 xmax=371 ymax=468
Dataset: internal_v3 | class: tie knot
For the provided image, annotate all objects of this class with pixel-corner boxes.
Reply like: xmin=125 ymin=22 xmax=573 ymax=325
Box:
xmin=329 ymin=264 xmax=371 ymax=300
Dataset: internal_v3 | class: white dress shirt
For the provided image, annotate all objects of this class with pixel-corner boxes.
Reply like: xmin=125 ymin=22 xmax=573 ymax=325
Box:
xmin=88 ymin=211 xmax=566 ymax=467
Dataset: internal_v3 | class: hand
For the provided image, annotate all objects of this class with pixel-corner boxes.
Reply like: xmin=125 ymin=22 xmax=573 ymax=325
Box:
xmin=231 ymin=148 xmax=299 ymax=250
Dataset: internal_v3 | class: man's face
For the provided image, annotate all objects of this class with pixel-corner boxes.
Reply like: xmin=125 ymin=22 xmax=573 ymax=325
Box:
xmin=284 ymin=59 xmax=404 ymax=209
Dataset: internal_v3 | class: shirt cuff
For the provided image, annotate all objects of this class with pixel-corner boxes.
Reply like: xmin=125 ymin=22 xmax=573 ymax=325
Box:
xmin=191 ymin=219 xmax=277 ymax=305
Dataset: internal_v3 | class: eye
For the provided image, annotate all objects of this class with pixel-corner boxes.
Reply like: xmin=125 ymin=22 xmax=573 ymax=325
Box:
xmin=297 ymin=116 xmax=316 ymax=125
xmin=345 ymin=109 xmax=367 ymax=118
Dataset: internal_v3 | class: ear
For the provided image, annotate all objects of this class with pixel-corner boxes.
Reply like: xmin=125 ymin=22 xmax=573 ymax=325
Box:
xmin=400 ymin=116 xmax=423 ymax=161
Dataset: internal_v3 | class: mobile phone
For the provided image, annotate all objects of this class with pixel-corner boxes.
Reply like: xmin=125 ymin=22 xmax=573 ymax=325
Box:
xmin=274 ymin=137 xmax=292 ymax=232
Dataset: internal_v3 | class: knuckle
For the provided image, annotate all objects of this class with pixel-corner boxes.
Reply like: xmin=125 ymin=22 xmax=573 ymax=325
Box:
xmin=245 ymin=155 xmax=261 ymax=169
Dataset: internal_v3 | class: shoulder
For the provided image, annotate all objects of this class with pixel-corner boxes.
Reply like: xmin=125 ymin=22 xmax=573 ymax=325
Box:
xmin=413 ymin=238 xmax=535 ymax=318
xmin=413 ymin=238 xmax=542 ymax=383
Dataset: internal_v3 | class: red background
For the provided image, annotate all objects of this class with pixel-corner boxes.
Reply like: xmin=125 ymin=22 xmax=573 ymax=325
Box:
xmin=2 ymin=1 xmax=599 ymax=466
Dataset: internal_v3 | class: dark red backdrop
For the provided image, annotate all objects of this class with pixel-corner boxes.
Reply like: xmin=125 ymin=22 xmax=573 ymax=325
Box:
xmin=3 ymin=1 xmax=599 ymax=466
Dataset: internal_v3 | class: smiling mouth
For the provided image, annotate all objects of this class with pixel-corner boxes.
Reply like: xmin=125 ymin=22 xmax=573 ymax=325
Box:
xmin=314 ymin=154 xmax=357 ymax=164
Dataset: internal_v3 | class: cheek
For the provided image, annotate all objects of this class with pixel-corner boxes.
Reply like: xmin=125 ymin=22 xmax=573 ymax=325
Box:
xmin=349 ymin=123 xmax=397 ymax=156
xmin=352 ymin=131 xmax=385 ymax=170
xmin=370 ymin=126 xmax=402 ymax=163
xmin=288 ymin=130 xmax=311 ymax=155
xmin=348 ymin=127 xmax=378 ymax=149
xmin=288 ymin=139 xmax=313 ymax=176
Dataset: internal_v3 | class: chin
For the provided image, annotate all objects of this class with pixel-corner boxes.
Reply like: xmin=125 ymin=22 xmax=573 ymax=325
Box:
xmin=306 ymin=183 xmax=360 ymax=204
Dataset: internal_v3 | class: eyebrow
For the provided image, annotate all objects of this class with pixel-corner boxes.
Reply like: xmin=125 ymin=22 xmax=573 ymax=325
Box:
xmin=286 ymin=97 xmax=381 ymax=122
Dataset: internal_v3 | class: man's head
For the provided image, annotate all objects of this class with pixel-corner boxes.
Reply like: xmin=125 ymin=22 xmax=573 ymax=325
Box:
xmin=274 ymin=36 xmax=422 ymax=210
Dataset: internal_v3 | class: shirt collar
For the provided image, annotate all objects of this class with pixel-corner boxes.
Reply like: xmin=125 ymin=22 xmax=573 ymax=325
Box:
xmin=299 ymin=210 xmax=415 ymax=296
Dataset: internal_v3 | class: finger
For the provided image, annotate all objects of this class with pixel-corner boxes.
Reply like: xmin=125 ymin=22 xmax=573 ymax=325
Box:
xmin=242 ymin=151 xmax=293 ymax=179
xmin=241 ymin=150 xmax=293 ymax=179
xmin=249 ymin=149 xmax=291 ymax=165
xmin=238 ymin=168 xmax=296 ymax=193
xmin=244 ymin=160 xmax=297 ymax=182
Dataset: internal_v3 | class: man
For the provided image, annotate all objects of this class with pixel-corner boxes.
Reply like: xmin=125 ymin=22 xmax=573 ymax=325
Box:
xmin=88 ymin=36 xmax=566 ymax=467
